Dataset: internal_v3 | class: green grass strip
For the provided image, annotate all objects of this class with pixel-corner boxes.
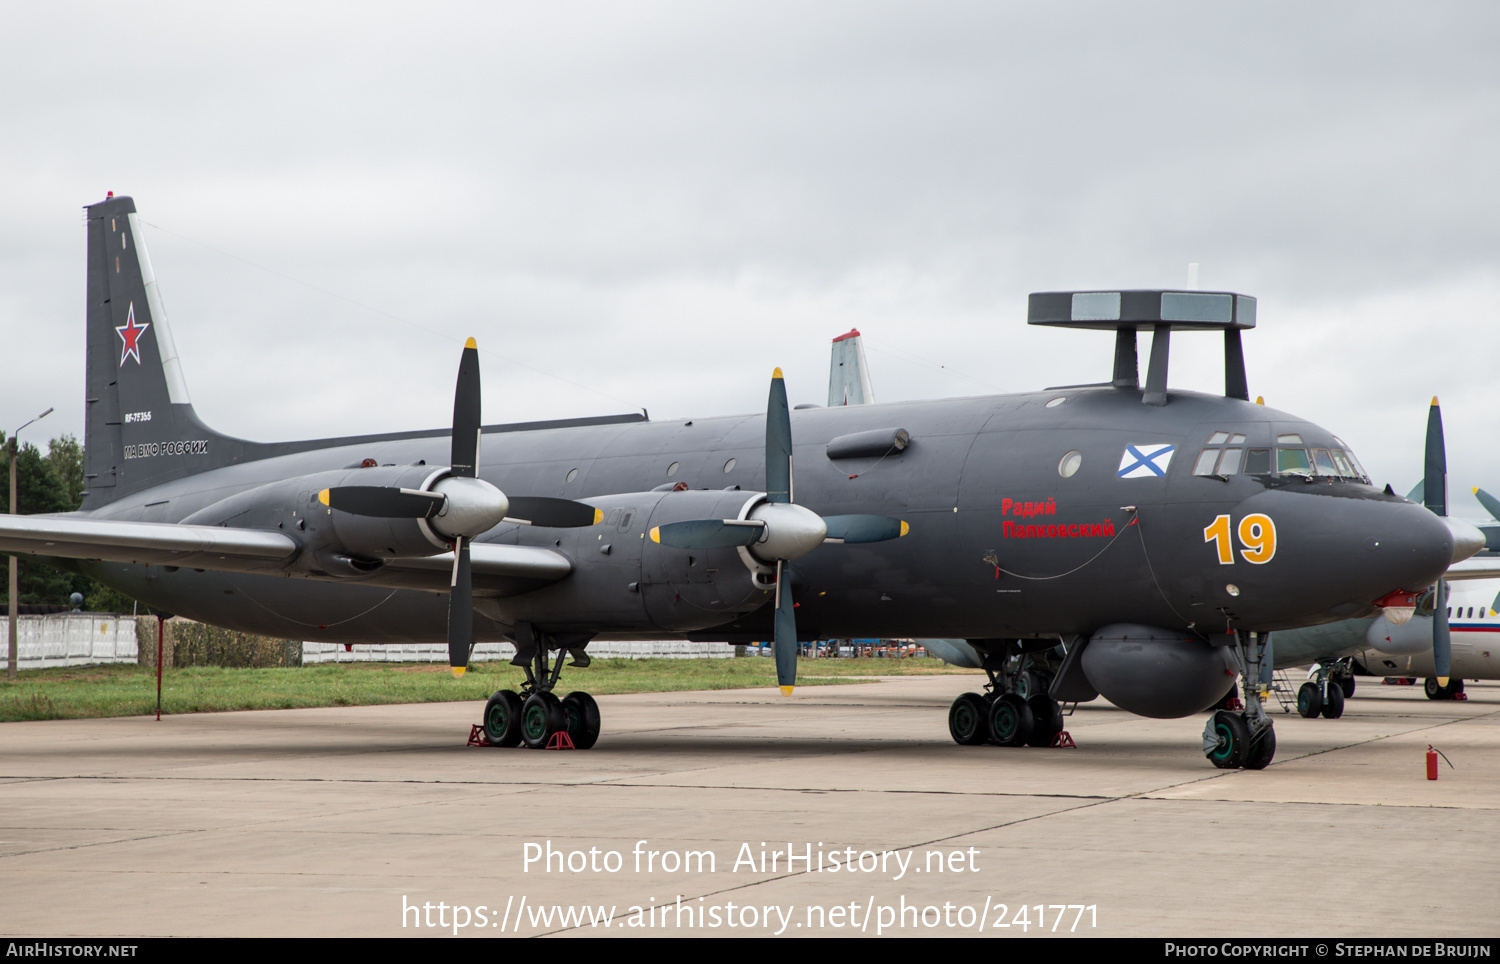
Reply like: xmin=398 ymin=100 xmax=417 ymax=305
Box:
xmin=0 ymin=657 xmax=977 ymax=722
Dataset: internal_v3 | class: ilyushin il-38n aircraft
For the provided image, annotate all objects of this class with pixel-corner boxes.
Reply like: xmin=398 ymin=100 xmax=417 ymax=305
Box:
xmin=0 ymin=194 xmax=1482 ymax=767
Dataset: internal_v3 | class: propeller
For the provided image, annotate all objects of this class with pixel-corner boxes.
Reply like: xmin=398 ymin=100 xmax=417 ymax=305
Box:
xmin=1423 ymin=396 xmax=1452 ymax=689
xmin=649 ymin=368 xmax=909 ymax=696
xmin=319 ymin=338 xmax=600 ymax=678
xmin=446 ymin=338 xmax=483 ymax=677
xmin=1473 ymin=486 xmax=1500 ymax=522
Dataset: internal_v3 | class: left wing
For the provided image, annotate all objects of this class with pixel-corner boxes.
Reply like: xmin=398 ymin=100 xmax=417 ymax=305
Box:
xmin=0 ymin=513 xmax=573 ymax=596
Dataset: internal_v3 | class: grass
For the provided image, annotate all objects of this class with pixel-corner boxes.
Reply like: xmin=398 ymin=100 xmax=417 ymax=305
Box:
xmin=0 ymin=656 xmax=979 ymax=722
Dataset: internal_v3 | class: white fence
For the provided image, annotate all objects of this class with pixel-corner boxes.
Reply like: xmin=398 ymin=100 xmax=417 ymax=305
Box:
xmin=8 ymin=614 xmax=139 ymax=669
xmin=302 ymin=640 xmax=735 ymax=664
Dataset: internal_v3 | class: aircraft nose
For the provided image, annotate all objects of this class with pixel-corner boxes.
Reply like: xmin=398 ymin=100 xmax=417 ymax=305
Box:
xmin=1444 ymin=516 xmax=1485 ymax=564
xmin=1201 ymin=489 xmax=1454 ymax=628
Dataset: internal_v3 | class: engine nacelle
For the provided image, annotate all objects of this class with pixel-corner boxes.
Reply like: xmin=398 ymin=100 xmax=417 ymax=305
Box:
xmin=1080 ymin=624 xmax=1238 ymax=718
xmin=1363 ymin=613 xmax=1434 ymax=656
xmin=182 ymin=464 xmax=452 ymax=568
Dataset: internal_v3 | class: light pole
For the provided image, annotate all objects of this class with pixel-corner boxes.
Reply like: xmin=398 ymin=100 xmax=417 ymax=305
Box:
xmin=8 ymin=406 xmax=53 ymax=681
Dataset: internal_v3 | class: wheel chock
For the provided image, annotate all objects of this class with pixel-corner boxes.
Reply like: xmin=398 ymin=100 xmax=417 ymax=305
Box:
xmin=1225 ymin=697 xmax=1244 ymax=711
xmin=467 ymin=724 xmax=490 ymax=747
xmin=546 ymin=731 xmax=576 ymax=750
xmin=1051 ymin=730 xmax=1077 ymax=748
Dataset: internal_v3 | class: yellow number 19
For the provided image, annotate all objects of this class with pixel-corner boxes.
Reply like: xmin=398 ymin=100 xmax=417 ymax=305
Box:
xmin=1204 ymin=512 xmax=1278 ymax=565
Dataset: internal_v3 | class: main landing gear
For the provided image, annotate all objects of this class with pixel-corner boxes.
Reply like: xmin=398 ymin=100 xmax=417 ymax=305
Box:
xmin=1202 ymin=631 xmax=1276 ymax=770
xmin=482 ymin=624 xmax=602 ymax=750
xmin=1296 ymin=659 xmax=1354 ymax=719
xmin=948 ymin=646 xmax=1066 ymax=749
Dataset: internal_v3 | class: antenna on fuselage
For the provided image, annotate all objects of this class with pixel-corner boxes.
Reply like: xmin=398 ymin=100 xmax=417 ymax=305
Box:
xmin=1026 ymin=289 xmax=1256 ymax=407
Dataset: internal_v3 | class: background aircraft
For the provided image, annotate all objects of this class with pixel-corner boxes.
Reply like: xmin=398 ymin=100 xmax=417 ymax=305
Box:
xmin=0 ymin=195 xmax=1477 ymax=768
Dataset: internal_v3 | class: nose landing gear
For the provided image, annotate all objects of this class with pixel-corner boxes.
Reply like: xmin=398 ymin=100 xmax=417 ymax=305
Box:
xmin=1202 ymin=631 xmax=1277 ymax=770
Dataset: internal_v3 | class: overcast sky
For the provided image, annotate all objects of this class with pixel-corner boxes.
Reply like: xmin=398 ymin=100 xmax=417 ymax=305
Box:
xmin=3 ymin=3 xmax=1499 ymax=513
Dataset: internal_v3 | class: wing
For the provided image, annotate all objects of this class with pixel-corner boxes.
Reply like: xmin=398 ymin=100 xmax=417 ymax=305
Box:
xmin=0 ymin=514 xmax=298 ymax=571
xmin=0 ymin=514 xmax=572 ymax=597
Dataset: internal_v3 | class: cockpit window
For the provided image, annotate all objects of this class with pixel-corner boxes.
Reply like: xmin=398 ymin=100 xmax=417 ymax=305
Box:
xmin=1310 ymin=449 xmax=1338 ymax=476
xmin=1243 ymin=449 xmax=1272 ymax=474
xmin=1277 ymin=433 xmax=1304 ymax=445
xmin=1207 ymin=431 xmax=1230 ymax=445
xmin=1277 ymin=448 xmax=1313 ymax=476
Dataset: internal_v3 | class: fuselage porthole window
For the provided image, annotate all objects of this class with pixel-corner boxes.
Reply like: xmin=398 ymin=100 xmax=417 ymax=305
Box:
xmin=666 ymin=461 xmax=680 ymax=477
xmin=723 ymin=458 xmax=736 ymax=474
xmin=565 ymin=468 xmax=579 ymax=483
xmin=1046 ymin=396 xmax=1066 ymax=408
xmin=1058 ymin=450 xmax=1083 ymax=478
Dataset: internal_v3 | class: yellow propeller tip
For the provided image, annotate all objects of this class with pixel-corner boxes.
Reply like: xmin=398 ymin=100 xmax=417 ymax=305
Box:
xmin=1437 ymin=676 xmax=1450 ymax=687
xmin=899 ymin=520 xmax=910 ymax=537
xmin=1474 ymin=487 xmax=1480 ymax=495
xmin=1431 ymin=396 xmax=1440 ymax=406
xmin=649 ymin=526 xmax=661 ymax=543
xmin=317 ymin=488 xmax=330 ymax=506
xmin=772 ymin=367 xmax=783 ymax=379
xmin=1255 ymin=396 xmax=1264 ymax=405
xmin=465 ymin=337 xmax=477 ymax=349
xmin=593 ymin=508 xmax=604 ymax=525
xmin=451 ymin=666 xmax=466 ymax=678
xmin=779 ymin=685 xmax=794 ymax=697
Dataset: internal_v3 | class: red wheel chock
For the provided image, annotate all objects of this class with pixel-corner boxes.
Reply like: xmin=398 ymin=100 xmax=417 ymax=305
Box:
xmin=1225 ymin=697 xmax=1244 ymax=711
xmin=1051 ymin=730 xmax=1076 ymax=748
xmin=467 ymin=724 xmax=490 ymax=747
xmin=546 ymin=731 xmax=576 ymax=750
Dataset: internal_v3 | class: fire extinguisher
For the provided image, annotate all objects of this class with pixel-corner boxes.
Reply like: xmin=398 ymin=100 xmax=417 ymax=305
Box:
xmin=1427 ymin=745 xmax=1454 ymax=780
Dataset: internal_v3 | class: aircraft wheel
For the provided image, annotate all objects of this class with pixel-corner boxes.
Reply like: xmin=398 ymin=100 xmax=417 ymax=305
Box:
xmin=1205 ymin=710 xmax=1249 ymax=769
xmin=947 ymin=693 xmax=988 ymax=746
xmin=561 ymin=691 xmax=601 ymax=750
xmin=1297 ymin=682 xmax=1322 ymax=718
xmin=1242 ymin=725 xmax=1276 ymax=770
xmin=521 ymin=691 xmax=564 ymax=749
xmin=988 ymin=693 xmax=1034 ymax=748
xmin=1339 ymin=676 xmax=1356 ymax=698
xmin=483 ymin=690 xmax=524 ymax=747
xmin=1025 ymin=695 xmax=1064 ymax=747
xmin=1450 ymin=679 xmax=1466 ymax=697
xmin=1424 ymin=677 xmax=1446 ymax=700
xmin=1320 ymin=682 xmax=1345 ymax=719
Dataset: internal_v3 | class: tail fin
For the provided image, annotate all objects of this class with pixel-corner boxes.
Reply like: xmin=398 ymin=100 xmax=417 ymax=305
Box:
xmin=827 ymin=328 xmax=875 ymax=406
xmin=83 ymin=195 xmax=252 ymax=508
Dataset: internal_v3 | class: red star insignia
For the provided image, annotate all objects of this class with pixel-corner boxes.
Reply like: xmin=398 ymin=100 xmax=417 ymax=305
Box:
xmin=115 ymin=302 xmax=150 ymax=366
